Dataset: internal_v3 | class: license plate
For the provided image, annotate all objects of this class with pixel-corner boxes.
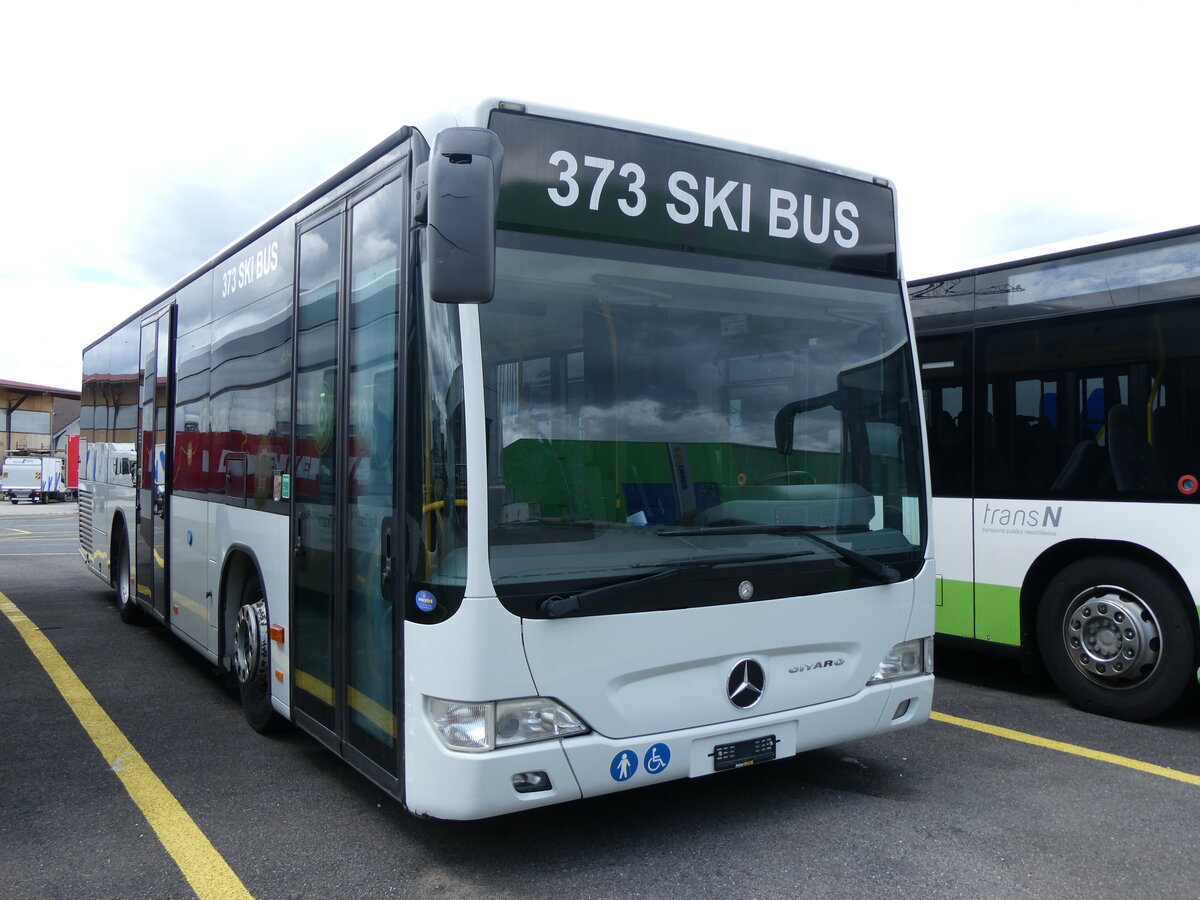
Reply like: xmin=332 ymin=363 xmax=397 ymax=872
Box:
xmin=711 ymin=735 xmax=778 ymax=772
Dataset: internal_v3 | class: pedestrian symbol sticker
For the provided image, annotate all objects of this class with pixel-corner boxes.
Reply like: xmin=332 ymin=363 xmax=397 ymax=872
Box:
xmin=644 ymin=743 xmax=670 ymax=775
xmin=610 ymin=749 xmax=638 ymax=782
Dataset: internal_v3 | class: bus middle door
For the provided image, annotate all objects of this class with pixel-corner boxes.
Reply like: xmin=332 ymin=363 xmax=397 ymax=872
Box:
xmin=136 ymin=306 xmax=174 ymax=622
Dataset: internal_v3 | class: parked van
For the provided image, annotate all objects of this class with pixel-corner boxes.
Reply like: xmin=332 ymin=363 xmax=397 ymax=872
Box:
xmin=2 ymin=456 xmax=67 ymax=504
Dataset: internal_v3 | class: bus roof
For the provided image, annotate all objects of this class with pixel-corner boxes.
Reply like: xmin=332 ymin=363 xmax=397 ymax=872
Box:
xmin=909 ymin=220 xmax=1200 ymax=284
xmin=477 ymin=99 xmax=891 ymax=187
xmin=86 ymin=99 xmax=897 ymax=354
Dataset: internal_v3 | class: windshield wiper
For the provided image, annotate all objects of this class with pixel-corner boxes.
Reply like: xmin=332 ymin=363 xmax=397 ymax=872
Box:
xmin=658 ymin=524 xmax=902 ymax=584
xmin=538 ymin=549 xmax=815 ymax=618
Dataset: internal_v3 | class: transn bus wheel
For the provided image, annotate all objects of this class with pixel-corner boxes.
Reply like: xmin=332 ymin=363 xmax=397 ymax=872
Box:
xmin=1037 ymin=557 xmax=1197 ymax=721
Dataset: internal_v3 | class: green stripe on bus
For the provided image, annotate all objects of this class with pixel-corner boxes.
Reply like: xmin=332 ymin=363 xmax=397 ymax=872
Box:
xmin=935 ymin=577 xmax=1021 ymax=645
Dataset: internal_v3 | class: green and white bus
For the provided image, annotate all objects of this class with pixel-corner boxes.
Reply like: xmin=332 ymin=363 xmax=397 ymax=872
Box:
xmin=912 ymin=224 xmax=1200 ymax=720
xmin=80 ymin=99 xmax=933 ymax=819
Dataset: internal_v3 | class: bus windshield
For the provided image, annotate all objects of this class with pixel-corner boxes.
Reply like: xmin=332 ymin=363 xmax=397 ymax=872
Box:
xmin=480 ymin=233 xmax=926 ymax=604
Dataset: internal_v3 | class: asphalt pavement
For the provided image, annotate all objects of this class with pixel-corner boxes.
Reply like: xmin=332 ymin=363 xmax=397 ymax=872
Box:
xmin=2 ymin=500 xmax=1198 ymax=900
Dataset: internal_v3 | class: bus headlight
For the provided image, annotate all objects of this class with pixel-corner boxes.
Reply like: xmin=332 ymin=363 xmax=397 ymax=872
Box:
xmin=427 ymin=696 xmax=589 ymax=752
xmin=867 ymin=638 xmax=934 ymax=684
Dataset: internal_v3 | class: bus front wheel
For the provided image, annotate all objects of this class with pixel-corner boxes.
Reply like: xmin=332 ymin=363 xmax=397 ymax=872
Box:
xmin=233 ymin=580 xmax=281 ymax=733
xmin=1037 ymin=557 xmax=1197 ymax=721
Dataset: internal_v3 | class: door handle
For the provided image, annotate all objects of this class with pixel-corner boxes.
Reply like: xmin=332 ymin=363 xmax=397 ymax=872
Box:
xmin=380 ymin=517 xmax=394 ymax=598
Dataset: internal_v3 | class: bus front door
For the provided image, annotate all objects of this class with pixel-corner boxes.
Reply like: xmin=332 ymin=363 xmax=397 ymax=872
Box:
xmin=292 ymin=173 xmax=406 ymax=786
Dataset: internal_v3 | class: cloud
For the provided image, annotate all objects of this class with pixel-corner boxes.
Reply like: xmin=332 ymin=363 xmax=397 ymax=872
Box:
xmin=5 ymin=0 xmax=1200 ymax=389
xmin=0 ymin=275 xmax=151 ymax=390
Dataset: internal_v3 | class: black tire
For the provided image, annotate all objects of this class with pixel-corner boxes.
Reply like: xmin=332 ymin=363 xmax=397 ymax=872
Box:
xmin=233 ymin=579 xmax=282 ymax=733
xmin=115 ymin=538 xmax=142 ymax=624
xmin=1037 ymin=557 xmax=1197 ymax=721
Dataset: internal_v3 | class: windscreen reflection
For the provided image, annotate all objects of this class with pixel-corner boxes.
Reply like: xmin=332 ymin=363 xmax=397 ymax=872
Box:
xmin=479 ymin=236 xmax=925 ymax=593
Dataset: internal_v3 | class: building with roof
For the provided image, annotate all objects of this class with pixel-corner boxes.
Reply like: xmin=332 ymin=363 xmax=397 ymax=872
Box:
xmin=2 ymin=379 xmax=81 ymax=456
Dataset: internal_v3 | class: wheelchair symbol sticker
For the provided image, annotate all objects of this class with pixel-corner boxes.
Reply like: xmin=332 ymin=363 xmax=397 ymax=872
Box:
xmin=644 ymin=743 xmax=670 ymax=775
xmin=610 ymin=750 xmax=638 ymax=782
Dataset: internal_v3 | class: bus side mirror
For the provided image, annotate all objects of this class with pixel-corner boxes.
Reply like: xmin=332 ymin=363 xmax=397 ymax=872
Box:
xmin=423 ymin=127 xmax=504 ymax=304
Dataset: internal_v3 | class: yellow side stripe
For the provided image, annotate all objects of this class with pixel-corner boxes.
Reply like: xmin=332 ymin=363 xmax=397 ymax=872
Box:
xmin=295 ymin=669 xmax=397 ymax=739
xmin=0 ymin=592 xmax=253 ymax=900
xmin=932 ymin=711 xmax=1200 ymax=786
xmin=294 ymin=669 xmax=335 ymax=706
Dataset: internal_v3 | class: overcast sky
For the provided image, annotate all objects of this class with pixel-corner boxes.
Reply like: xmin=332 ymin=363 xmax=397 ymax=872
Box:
xmin=3 ymin=0 xmax=1197 ymax=391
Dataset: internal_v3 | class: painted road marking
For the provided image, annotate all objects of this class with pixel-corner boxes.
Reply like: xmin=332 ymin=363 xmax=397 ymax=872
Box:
xmin=0 ymin=592 xmax=253 ymax=900
xmin=1 ymin=530 xmax=79 ymax=536
xmin=932 ymin=711 xmax=1200 ymax=787
xmin=0 ymin=552 xmax=81 ymax=557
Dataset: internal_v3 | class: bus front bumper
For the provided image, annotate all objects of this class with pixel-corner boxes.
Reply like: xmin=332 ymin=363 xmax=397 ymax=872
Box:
xmin=404 ymin=674 xmax=933 ymax=820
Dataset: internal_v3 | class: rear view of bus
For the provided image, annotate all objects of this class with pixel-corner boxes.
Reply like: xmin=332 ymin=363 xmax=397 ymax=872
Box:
xmin=407 ymin=103 xmax=933 ymax=817
xmin=78 ymin=99 xmax=932 ymax=820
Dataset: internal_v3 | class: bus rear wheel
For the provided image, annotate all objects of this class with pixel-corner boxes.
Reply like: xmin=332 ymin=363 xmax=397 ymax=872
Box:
xmin=1037 ymin=557 xmax=1197 ymax=721
xmin=115 ymin=538 xmax=141 ymax=624
xmin=233 ymin=580 xmax=281 ymax=733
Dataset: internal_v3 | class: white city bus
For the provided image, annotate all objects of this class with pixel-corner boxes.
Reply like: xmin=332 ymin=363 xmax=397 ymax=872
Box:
xmin=79 ymin=99 xmax=933 ymax=819
xmin=912 ymin=224 xmax=1200 ymax=721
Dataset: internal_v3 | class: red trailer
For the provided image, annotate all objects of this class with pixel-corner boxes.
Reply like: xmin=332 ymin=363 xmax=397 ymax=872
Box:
xmin=66 ymin=434 xmax=80 ymax=494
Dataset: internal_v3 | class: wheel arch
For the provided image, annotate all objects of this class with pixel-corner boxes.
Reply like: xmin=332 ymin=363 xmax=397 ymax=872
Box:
xmin=108 ymin=510 xmax=131 ymax=589
xmin=1020 ymin=538 xmax=1198 ymax=662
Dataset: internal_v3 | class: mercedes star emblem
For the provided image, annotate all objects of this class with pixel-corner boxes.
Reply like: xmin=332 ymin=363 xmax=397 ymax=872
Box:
xmin=727 ymin=658 xmax=766 ymax=709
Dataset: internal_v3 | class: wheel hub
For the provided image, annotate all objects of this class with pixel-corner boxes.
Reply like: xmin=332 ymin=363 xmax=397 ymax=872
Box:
xmin=234 ymin=602 xmax=265 ymax=683
xmin=1063 ymin=586 xmax=1160 ymax=685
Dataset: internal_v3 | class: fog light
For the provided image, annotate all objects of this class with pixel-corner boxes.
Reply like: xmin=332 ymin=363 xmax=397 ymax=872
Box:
xmin=513 ymin=770 xmax=553 ymax=793
xmin=892 ymin=698 xmax=912 ymax=719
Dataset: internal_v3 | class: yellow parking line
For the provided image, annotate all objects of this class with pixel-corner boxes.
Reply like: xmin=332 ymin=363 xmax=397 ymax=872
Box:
xmin=1 ymin=531 xmax=79 ymax=537
xmin=0 ymin=553 xmax=80 ymax=557
xmin=932 ymin=710 xmax=1200 ymax=786
xmin=0 ymin=592 xmax=253 ymax=900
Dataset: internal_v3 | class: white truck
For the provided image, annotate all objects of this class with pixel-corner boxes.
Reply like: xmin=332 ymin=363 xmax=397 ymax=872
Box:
xmin=2 ymin=456 xmax=68 ymax=504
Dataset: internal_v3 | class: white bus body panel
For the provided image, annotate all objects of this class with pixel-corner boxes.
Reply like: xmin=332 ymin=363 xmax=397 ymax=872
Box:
xmin=208 ymin=505 xmax=292 ymax=715
xmin=931 ymin=497 xmax=974 ymax=638
xmin=522 ymin=579 xmax=923 ymax=738
xmin=972 ymin=497 xmax=1200 ymax=607
xmin=404 ymin=596 xmax=546 ymax=816
xmin=79 ymin=442 xmax=136 ymax=585
xmin=169 ymin=495 xmax=211 ymax=654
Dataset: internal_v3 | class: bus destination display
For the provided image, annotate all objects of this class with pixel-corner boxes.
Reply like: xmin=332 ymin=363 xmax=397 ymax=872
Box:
xmin=490 ymin=109 xmax=897 ymax=278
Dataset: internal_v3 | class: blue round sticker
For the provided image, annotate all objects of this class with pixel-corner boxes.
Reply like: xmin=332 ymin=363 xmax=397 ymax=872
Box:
xmin=415 ymin=590 xmax=437 ymax=613
xmin=610 ymin=749 xmax=638 ymax=782
xmin=644 ymin=743 xmax=671 ymax=775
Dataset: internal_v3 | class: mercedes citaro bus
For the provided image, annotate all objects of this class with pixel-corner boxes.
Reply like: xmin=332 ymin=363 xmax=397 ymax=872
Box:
xmin=80 ymin=99 xmax=933 ymax=819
